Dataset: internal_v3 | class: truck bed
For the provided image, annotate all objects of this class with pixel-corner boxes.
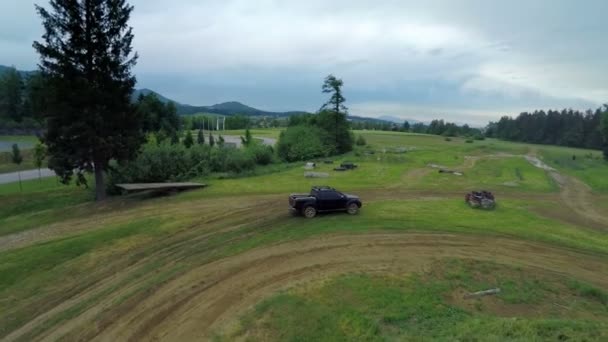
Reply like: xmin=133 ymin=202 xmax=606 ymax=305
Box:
xmin=289 ymin=193 xmax=313 ymax=207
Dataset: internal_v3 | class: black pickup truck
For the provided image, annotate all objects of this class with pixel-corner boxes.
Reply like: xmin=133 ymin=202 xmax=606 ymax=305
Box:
xmin=289 ymin=186 xmax=362 ymax=218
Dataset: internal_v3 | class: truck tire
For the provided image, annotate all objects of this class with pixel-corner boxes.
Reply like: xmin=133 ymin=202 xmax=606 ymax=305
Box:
xmin=347 ymin=203 xmax=359 ymax=215
xmin=303 ymin=206 xmax=317 ymax=218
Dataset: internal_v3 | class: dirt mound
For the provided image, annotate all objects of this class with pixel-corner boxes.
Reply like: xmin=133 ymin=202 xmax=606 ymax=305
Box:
xmin=21 ymin=233 xmax=605 ymax=342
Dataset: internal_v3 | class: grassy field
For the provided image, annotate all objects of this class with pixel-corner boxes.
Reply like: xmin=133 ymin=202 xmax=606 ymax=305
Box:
xmin=221 ymin=260 xmax=608 ymax=341
xmin=0 ymin=129 xmax=607 ymax=341
xmin=0 ymin=136 xmax=42 ymax=172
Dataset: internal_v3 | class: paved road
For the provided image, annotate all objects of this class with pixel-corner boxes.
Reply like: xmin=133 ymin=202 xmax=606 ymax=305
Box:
xmin=0 ymin=168 xmax=56 ymax=185
xmin=221 ymin=135 xmax=276 ymax=148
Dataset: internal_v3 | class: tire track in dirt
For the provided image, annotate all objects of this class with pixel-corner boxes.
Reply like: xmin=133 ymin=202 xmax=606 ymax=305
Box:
xmin=33 ymin=233 xmax=607 ymax=342
xmin=0 ymin=194 xmax=284 ymax=252
xmin=1 ymin=197 xmax=289 ymax=342
xmin=524 ymin=155 xmax=608 ymax=231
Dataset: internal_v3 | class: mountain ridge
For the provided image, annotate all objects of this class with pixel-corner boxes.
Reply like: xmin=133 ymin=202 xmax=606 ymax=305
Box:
xmin=2 ymin=65 xmax=395 ymax=123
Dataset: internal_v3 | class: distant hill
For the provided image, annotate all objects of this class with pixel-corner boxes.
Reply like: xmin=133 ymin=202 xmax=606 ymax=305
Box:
xmin=378 ymin=115 xmax=422 ymax=125
xmin=1 ymin=65 xmax=394 ymax=124
xmin=132 ymin=88 xmax=310 ymax=117
xmin=132 ymin=88 xmax=176 ymax=104
xmin=0 ymin=65 xmax=37 ymax=78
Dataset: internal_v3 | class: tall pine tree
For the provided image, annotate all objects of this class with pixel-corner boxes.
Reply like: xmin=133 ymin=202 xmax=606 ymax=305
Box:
xmin=33 ymin=0 xmax=143 ymax=201
xmin=318 ymin=74 xmax=353 ymax=154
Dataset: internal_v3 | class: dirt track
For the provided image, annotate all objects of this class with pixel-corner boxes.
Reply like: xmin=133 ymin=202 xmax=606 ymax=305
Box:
xmin=524 ymin=154 xmax=608 ymax=230
xmin=9 ymin=232 xmax=605 ymax=342
xmin=3 ymin=152 xmax=608 ymax=341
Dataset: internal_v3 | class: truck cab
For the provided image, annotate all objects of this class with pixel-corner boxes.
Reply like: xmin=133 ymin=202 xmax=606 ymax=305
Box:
xmin=289 ymin=186 xmax=362 ymax=218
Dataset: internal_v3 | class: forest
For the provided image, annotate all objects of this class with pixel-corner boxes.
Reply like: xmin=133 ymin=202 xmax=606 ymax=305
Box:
xmin=486 ymin=107 xmax=608 ymax=153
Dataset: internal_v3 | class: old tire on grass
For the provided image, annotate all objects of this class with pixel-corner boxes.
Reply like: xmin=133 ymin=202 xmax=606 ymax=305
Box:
xmin=303 ymin=206 xmax=317 ymax=218
xmin=347 ymin=203 xmax=359 ymax=215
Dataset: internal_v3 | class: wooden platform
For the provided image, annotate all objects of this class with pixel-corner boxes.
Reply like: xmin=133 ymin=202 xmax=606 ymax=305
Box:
xmin=115 ymin=182 xmax=207 ymax=193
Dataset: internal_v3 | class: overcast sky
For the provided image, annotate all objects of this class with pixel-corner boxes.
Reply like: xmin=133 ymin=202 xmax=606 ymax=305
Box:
xmin=1 ymin=0 xmax=606 ymax=125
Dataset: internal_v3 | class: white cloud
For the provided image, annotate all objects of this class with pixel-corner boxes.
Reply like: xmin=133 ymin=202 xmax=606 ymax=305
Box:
xmin=1 ymin=0 xmax=606 ymax=124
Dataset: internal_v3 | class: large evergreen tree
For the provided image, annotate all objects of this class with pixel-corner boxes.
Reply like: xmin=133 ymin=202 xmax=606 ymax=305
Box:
xmin=33 ymin=0 xmax=143 ymax=200
xmin=318 ymin=74 xmax=353 ymax=154
xmin=320 ymin=74 xmax=347 ymax=114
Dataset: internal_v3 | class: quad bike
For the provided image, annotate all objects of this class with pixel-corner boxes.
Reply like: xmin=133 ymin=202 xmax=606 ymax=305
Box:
xmin=465 ymin=190 xmax=496 ymax=209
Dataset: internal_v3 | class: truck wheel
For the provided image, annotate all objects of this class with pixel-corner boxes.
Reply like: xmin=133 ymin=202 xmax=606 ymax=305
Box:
xmin=347 ymin=203 xmax=359 ymax=215
xmin=303 ymin=206 xmax=317 ymax=218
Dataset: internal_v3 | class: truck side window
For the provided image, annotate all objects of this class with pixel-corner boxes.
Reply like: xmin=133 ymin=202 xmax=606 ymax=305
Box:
xmin=325 ymin=191 xmax=342 ymax=200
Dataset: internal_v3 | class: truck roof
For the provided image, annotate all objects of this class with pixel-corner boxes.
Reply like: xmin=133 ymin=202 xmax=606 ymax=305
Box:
xmin=311 ymin=186 xmax=336 ymax=192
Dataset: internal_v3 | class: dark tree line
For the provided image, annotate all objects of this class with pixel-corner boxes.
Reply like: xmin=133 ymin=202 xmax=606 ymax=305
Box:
xmin=351 ymin=118 xmax=482 ymax=138
xmin=0 ymin=67 xmax=45 ymax=130
xmin=485 ymin=107 xmax=608 ymax=152
xmin=135 ymin=93 xmax=180 ymax=141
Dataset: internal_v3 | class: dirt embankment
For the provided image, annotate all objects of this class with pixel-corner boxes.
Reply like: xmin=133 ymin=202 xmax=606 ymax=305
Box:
xmin=19 ymin=233 xmax=606 ymax=342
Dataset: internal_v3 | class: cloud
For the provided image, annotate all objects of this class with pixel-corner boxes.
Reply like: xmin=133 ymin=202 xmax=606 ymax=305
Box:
xmin=1 ymin=0 xmax=606 ymax=125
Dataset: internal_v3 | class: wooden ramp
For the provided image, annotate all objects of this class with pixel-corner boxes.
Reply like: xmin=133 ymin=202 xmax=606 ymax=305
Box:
xmin=116 ymin=182 xmax=207 ymax=194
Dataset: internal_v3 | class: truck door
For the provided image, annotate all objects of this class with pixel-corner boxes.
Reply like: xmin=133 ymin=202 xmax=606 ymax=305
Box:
xmin=322 ymin=190 xmax=345 ymax=210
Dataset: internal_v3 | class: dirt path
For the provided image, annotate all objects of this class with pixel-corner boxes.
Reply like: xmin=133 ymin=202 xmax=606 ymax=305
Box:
xmin=524 ymin=155 xmax=608 ymax=230
xmin=23 ymin=232 xmax=605 ymax=342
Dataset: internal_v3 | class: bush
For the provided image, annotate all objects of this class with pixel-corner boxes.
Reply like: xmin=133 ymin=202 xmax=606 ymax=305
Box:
xmin=465 ymin=139 xmax=474 ymax=143
xmin=225 ymin=149 xmax=256 ymax=173
xmin=277 ymin=125 xmax=329 ymax=162
xmin=356 ymin=135 xmax=367 ymax=146
xmin=444 ymin=137 xmax=452 ymax=142
xmin=247 ymin=144 xmax=275 ymax=165
xmin=107 ymin=140 xmax=273 ymax=192
xmin=474 ymin=134 xmax=486 ymax=141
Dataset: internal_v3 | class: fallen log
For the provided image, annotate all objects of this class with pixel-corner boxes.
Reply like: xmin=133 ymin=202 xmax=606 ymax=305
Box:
xmin=463 ymin=288 xmax=501 ymax=299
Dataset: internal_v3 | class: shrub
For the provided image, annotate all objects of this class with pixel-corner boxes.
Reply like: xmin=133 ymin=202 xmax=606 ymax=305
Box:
xmin=225 ymin=149 xmax=256 ymax=173
xmin=356 ymin=135 xmax=367 ymax=146
xmin=247 ymin=144 xmax=275 ymax=165
xmin=474 ymin=134 xmax=486 ymax=141
xmin=465 ymin=139 xmax=474 ymax=143
xmin=183 ymin=130 xmax=194 ymax=148
xmin=107 ymin=141 xmax=269 ymax=192
xmin=277 ymin=125 xmax=328 ymax=162
xmin=444 ymin=137 xmax=452 ymax=142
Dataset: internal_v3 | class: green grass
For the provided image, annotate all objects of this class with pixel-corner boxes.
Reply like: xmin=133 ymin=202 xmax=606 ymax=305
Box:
xmin=212 ymin=199 xmax=608 ymax=258
xmin=0 ymin=217 xmax=163 ymax=291
xmin=220 ymin=260 xmax=608 ymax=341
xmin=0 ymin=217 xmax=170 ymax=336
xmin=0 ymin=177 xmax=93 ymax=236
xmin=0 ymin=149 xmax=39 ymax=173
xmin=538 ymin=146 xmax=608 ymax=192
xmin=0 ymin=135 xmax=43 ymax=172
xmin=413 ymin=156 xmax=556 ymax=192
xmin=1 ymin=129 xmax=607 ymax=340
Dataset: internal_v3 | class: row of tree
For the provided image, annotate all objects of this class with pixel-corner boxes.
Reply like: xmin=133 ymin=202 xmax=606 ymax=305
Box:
xmin=485 ymin=108 xmax=608 ymax=152
xmin=486 ymin=107 xmax=608 ymax=159
xmin=0 ymin=68 xmax=45 ymax=129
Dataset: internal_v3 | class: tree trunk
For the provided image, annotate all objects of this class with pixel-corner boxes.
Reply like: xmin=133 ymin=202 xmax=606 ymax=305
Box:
xmin=94 ymin=162 xmax=106 ymax=201
xmin=18 ymin=171 xmax=22 ymax=192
